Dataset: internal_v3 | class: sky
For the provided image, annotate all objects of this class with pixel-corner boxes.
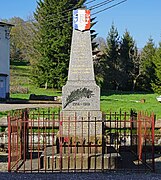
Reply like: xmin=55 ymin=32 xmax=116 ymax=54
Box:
xmin=0 ymin=0 xmax=161 ymax=49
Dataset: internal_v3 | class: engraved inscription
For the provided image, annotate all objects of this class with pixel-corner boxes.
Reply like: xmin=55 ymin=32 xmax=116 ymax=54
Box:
xmin=73 ymin=102 xmax=90 ymax=106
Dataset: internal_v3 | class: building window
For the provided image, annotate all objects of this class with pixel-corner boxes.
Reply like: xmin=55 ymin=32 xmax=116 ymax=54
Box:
xmin=5 ymin=30 xmax=10 ymax=39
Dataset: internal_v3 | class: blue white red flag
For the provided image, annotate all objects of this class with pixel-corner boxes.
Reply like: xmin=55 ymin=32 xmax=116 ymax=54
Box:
xmin=73 ymin=9 xmax=90 ymax=31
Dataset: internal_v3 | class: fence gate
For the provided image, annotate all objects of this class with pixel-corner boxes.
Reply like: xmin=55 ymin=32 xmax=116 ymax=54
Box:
xmin=8 ymin=110 xmax=28 ymax=171
xmin=8 ymin=109 xmax=155 ymax=172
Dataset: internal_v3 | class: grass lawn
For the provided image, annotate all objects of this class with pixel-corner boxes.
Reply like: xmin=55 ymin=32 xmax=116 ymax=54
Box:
xmin=100 ymin=91 xmax=161 ymax=119
xmin=1 ymin=91 xmax=160 ymax=120
xmin=10 ymin=61 xmax=61 ymax=100
xmin=2 ymin=61 xmax=159 ymax=120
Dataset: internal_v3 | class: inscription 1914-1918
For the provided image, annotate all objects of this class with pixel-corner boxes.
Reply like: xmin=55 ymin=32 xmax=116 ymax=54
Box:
xmin=73 ymin=102 xmax=90 ymax=106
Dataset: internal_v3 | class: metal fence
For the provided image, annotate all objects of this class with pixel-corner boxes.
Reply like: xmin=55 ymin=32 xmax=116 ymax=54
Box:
xmin=8 ymin=109 xmax=155 ymax=172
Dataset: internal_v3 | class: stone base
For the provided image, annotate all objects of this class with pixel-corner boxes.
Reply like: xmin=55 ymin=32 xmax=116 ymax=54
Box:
xmin=40 ymin=153 xmax=121 ymax=170
xmin=61 ymin=110 xmax=102 ymax=120
xmin=59 ymin=110 xmax=103 ymax=145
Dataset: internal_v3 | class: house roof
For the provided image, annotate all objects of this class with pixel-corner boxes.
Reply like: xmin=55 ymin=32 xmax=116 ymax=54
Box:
xmin=0 ymin=21 xmax=14 ymax=27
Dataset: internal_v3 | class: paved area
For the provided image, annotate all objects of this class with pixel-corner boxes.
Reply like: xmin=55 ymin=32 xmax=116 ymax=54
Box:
xmin=0 ymin=103 xmax=61 ymax=112
xmin=0 ymin=172 xmax=161 ymax=180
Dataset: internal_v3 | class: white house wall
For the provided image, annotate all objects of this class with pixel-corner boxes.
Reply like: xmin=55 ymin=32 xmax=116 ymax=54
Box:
xmin=0 ymin=25 xmax=10 ymax=98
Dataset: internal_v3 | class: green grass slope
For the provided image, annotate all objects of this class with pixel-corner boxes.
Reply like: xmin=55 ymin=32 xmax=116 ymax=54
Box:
xmin=9 ymin=61 xmax=161 ymax=119
xmin=10 ymin=61 xmax=61 ymax=99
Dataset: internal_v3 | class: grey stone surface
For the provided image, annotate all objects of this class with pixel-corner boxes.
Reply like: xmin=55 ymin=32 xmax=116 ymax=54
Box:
xmin=62 ymin=30 xmax=100 ymax=111
xmin=61 ymin=28 xmax=102 ymax=155
xmin=68 ymin=30 xmax=95 ymax=81
xmin=62 ymin=84 xmax=100 ymax=111
xmin=60 ymin=111 xmax=102 ymax=142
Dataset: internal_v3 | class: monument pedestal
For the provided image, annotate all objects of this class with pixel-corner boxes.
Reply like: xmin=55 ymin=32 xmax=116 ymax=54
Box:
xmin=60 ymin=110 xmax=103 ymax=154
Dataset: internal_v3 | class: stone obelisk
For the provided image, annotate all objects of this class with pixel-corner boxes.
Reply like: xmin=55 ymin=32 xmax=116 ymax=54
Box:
xmin=62 ymin=30 xmax=100 ymax=112
xmin=61 ymin=9 xmax=102 ymax=144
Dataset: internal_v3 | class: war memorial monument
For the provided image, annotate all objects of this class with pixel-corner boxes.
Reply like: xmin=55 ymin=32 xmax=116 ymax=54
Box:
xmin=57 ymin=9 xmax=117 ymax=170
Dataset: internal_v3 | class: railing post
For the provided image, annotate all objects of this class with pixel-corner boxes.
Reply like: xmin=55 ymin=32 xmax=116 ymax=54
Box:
xmin=59 ymin=112 xmax=63 ymax=172
xmin=102 ymin=119 xmax=105 ymax=172
xmin=25 ymin=109 xmax=29 ymax=156
xmin=130 ymin=110 xmax=133 ymax=148
xmin=151 ymin=112 xmax=155 ymax=172
xmin=7 ymin=113 xmax=11 ymax=172
xmin=138 ymin=111 xmax=142 ymax=160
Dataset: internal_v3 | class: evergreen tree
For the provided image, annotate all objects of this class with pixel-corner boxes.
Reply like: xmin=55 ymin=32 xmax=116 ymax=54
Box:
xmin=31 ymin=0 xmax=86 ymax=89
xmin=151 ymin=43 xmax=161 ymax=94
xmin=139 ymin=38 xmax=156 ymax=91
xmin=91 ymin=18 xmax=104 ymax=88
xmin=103 ymin=23 xmax=121 ymax=90
xmin=119 ymin=30 xmax=139 ymax=91
xmin=93 ymin=47 xmax=106 ymax=88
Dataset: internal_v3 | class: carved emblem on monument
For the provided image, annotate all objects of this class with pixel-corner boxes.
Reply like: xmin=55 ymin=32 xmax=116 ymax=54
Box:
xmin=73 ymin=9 xmax=90 ymax=31
xmin=64 ymin=87 xmax=94 ymax=108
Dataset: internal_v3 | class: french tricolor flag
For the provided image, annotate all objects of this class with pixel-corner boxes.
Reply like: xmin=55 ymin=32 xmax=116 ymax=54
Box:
xmin=73 ymin=9 xmax=90 ymax=31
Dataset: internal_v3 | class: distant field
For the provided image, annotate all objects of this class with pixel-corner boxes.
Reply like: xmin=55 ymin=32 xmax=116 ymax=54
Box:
xmin=7 ymin=61 xmax=161 ymax=119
